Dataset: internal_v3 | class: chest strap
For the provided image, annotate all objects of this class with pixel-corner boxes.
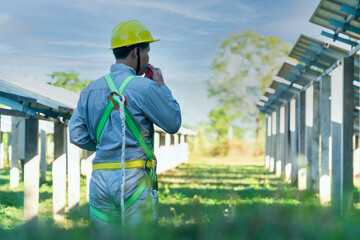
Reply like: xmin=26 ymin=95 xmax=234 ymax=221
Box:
xmin=93 ymin=159 xmax=153 ymax=170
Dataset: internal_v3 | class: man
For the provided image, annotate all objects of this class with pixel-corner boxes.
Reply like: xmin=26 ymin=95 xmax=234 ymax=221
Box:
xmin=69 ymin=20 xmax=181 ymax=227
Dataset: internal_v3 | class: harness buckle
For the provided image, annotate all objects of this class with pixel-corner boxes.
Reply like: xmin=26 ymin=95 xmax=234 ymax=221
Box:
xmin=109 ymin=93 xmax=127 ymax=110
xmin=143 ymin=158 xmax=149 ymax=170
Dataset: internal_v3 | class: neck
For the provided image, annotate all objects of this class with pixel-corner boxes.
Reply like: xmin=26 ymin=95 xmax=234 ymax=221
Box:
xmin=116 ymin=59 xmax=136 ymax=69
xmin=115 ymin=49 xmax=138 ymax=74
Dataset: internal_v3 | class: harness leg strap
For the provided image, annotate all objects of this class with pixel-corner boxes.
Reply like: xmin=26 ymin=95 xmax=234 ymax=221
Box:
xmin=90 ymin=177 xmax=148 ymax=223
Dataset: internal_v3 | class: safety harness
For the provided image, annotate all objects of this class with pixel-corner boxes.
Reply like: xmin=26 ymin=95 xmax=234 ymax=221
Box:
xmin=91 ymin=73 xmax=157 ymax=224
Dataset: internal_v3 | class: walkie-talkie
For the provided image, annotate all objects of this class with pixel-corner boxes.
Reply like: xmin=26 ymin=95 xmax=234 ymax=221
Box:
xmin=145 ymin=64 xmax=153 ymax=80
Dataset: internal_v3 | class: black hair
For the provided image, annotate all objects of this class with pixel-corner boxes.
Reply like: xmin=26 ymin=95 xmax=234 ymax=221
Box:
xmin=113 ymin=42 xmax=149 ymax=60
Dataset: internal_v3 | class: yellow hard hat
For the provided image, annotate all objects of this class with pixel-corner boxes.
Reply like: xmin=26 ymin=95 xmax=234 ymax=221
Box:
xmin=110 ymin=20 xmax=160 ymax=50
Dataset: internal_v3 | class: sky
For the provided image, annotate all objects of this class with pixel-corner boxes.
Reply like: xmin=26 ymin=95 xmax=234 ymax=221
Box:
xmin=0 ymin=0 xmax=331 ymax=127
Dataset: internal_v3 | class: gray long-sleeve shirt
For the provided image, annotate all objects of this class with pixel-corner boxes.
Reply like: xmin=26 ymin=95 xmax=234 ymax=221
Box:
xmin=69 ymin=63 xmax=181 ymax=164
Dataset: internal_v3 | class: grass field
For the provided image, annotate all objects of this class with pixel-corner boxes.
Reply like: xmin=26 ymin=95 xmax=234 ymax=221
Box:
xmin=1 ymin=154 xmax=360 ymax=239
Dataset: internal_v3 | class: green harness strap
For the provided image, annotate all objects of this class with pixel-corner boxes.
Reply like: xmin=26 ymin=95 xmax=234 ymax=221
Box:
xmin=90 ymin=177 xmax=147 ymax=223
xmin=92 ymin=73 xmax=157 ymax=223
xmin=96 ymin=74 xmax=136 ymax=144
xmin=96 ymin=73 xmax=155 ymax=161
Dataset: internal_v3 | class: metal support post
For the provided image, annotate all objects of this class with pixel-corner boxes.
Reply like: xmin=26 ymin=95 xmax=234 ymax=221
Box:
xmin=320 ymin=75 xmax=331 ymax=203
xmin=23 ymin=118 xmax=39 ymax=223
xmin=331 ymin=57 xmax=354 ymax=214
xmin=290 ymin=98 xmax=298 ymax=183
xmin=297 ymin=91 xmax=307 ymax=190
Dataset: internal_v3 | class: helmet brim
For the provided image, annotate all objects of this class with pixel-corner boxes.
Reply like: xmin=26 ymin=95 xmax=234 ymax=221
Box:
xmin=109 ymin=39 xmax=160 ymax=50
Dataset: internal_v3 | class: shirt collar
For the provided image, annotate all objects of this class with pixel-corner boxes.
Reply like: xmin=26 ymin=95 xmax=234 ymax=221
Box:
xmin=110 ymin=63 xmax=136 ymax=75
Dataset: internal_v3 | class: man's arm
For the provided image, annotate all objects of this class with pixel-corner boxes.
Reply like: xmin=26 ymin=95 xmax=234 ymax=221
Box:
xmin=141 ymin=73 xmax=181 ymax=134
xmin=69 ymin=92 xmax=97 ymax=151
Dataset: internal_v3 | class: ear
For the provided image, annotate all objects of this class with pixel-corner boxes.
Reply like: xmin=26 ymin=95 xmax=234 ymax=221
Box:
xmin=131 ymin=47 xmax=138 ymax=60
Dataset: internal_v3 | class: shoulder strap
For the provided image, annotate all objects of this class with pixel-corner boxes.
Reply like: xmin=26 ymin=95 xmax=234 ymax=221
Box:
xmin=104 ymin=74 xmax=118 ymax=93
xmin=118 ymin=77 xmax=155 ymax=161
xmin=96 ymin=74 xmax=155 ymax=161
xmin=96 ymin=74 xmax=136 ymax=143
xmin=124 ymin=108 xmax=154 ymax=161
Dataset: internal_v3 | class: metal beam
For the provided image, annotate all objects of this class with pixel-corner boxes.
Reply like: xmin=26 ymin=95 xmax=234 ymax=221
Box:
xmin=0 ymin=108 xmax=56 ymax=121
xmin=300 ymin=57 xmax=328 ymax=70
xmin=321 ymin=31 xmax=357 ymax=47
xmin=0 ymin=91 xmax=36 ymax=103
xmin=309 ymin=45 xmax=344 ymax=60
xmin=296 ymin=64 xmax=322 ymax=76
xmin=340 ymin=4 xmax=360 ymax=19
xmin=285 ymin=73 xmax=309 ymax=84
xmin=288 ymin=70 xmax=317 ymax=82
xmin=329 ymin=19 xmax=360 ymax=35
xmin=347 ymin=41 xmax=360 ymax=57
xmin=0 ymin=97 xmax=37 ymax=116
xmin=305 ymin=51 xmax=333 ymax=65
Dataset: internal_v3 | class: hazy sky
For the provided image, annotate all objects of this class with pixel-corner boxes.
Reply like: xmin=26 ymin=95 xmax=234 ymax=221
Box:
xmin=0 ymin=0 xmax=328 ymax=126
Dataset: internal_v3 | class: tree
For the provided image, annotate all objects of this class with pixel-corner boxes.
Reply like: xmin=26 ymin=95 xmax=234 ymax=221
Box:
xmin=208 ymin=105 xmax=236 ymax=140
xmin=207 ymin=30 xmax=290 ymax=139
xmin=49 ymin=70 xmax=92 ymax=93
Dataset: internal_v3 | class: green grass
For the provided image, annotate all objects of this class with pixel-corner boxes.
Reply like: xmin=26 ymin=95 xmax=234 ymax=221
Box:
xmin=2 ymin=155 xmax=360 ymax=239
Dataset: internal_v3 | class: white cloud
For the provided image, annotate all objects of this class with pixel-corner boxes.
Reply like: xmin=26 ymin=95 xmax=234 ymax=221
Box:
xmin=0 ymin=43 xmax=17 ymax=54
xmin=0 ymin=12 xmax=15 ymax=36
xmin=0 ymin=12 xmax=11 ymax=26
xmin=0 ymin=54 xmax=109 ymax=69
xmin=122 ymin=0 xmax=254 ymax=23
xmin=48 ymin=41 xmax=108 ymax=49
xmin=252 ymin=0 xmax=321 ymax=41
xmin=156 ymin=33 xmax=189 ymax=43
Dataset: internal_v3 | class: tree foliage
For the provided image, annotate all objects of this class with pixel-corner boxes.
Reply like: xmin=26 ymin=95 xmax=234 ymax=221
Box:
xmin=208 ymin=106 xmax=236 ymax=140
xmin=49 ymin=70 xmax=92 ymax=93
xmin=207 ymin=30 xmax=290 ymax=139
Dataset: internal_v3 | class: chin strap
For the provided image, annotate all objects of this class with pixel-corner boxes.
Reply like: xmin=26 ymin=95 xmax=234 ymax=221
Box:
xmin=136 ymin=47 xmax=141 ymax=75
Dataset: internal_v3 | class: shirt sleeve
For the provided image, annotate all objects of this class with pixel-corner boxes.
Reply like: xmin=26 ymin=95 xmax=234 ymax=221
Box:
xmin=69 ymin=91 xmax=97 ymax=151
xmin=140 ymin=81 xmax=182 ymax=134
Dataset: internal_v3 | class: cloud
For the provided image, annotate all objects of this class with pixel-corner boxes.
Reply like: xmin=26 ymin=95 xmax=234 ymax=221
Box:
xmin=48 ymin=41 xmax=108 ymax=49
xmin=0 ymin=53 xmax=109 ymax=69
xmin=122 ymin=0 xmax=254 ymax=23
xmin=0 ymin=12 xmax=39 ymax=40
xmin=250 ymin=0 xmax=321 ymax=41
xmin=0 ymin=12 xmax=11 ymax=26
xmin=156 ymin=32 xmax=190 ymax=43
xmin=0 ymin=43 xmax=17 ymax=54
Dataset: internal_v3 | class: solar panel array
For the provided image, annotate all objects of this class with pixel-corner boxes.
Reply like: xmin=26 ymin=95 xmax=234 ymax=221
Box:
xmin=0 ymin=78 xmax=79 ymax=120
xmin=259 ymin=0 xmax=360 ymax=126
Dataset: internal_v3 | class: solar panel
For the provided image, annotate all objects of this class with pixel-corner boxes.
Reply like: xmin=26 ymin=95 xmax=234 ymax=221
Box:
xmin=258 ymin=60 xmax=324 ymax=113
xmin=289 ymin=34 xmax=347 ymax=71
xmin=310 ymin=0 xmax=360 ymax=40
xmin=0 ymin=78 xmax=79 ymax=119
xmin=277 ymin=62 xmax=319 ymax=86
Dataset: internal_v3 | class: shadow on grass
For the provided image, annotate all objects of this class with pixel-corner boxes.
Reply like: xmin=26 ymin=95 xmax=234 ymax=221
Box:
xmin=3 ymin=202 xmax=360 ymax=240
xmin=159 ymin=163 xmax=311 ymax=203
xmin=66 ymin=202 xmax=90 ymax=221
xmin=159 ymin=181 xmax=282 ymax=190
xmin=3 ymin=162 xmax=360 ymax=239
xmin=0 ymin=190 xmax=23 ymax=207
xmin=0 ymin=179 xmax=54 ymax=208
xmin=168 ymin=166 xmax=275 ymax=176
